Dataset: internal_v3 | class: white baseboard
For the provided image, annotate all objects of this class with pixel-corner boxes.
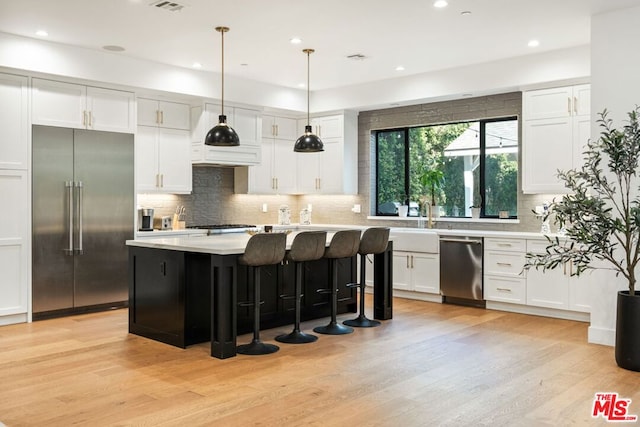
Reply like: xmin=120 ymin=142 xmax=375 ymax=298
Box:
xmin=588 ymin=326 xmax=615 ymax=347
xmin=0 ymin=312 xmax=28 ymax=326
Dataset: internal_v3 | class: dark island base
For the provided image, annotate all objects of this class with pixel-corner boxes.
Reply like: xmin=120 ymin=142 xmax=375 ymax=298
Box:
xmin=128 ymin=241 xmax=393 ymax=358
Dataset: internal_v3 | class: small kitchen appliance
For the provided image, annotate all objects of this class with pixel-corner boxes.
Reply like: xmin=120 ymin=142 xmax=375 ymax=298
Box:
xmin=138 ymin=208 xmax=154 ymax=231
xmin=154 ymin=215 xmax=172 ymax=230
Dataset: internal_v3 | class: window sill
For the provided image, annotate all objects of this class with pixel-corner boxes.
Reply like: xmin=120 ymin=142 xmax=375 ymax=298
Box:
xmin=367 ymin=216 xmax=520 ymax=224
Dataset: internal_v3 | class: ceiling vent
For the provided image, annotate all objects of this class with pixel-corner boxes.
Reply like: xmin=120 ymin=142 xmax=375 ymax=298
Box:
xmin=149 ymin=1 xmax=187 ymax=12
xmin=347 ymin=54 xmax=367 ymax=61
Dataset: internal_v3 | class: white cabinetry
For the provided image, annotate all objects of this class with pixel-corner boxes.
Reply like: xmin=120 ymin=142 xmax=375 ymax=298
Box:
xmin=137 ymin=98 xmax=190 ymax=130
xmin=393 ymin=251 xmax=440 ymax=294
xmin=0 ymin=72 xmax=29 ymax=325
xmin=191 ymin=103 xmax=261 ymax=166
xmin=484 ymin=238 xmax=527 ymax=304
xmin=137 ymin=98 xmax=192 ymax=194
xmin=522 ymin=84 xmax=590 ymax=194
xmin=241 ymin=115 xmax=298 ymax=194
xmin=0 ymin=73 xmax=28 ymax=170
xmin=32 ymin=78 xmax=135 ymax=133
xmin=296 ymin=113 xmax=358 ymax=194
xmin=136 ymin=126 xmax=192 ymax=194
xmin=525 ymin=239 xmax=591 ymax=312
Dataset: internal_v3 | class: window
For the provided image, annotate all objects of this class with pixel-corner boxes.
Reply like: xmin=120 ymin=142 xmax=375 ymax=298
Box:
xmin=375 ymin=117 xmax=518 ymax=218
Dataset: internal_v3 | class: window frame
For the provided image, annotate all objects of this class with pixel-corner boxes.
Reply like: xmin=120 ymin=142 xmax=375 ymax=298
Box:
xmin=374 ymin=116 xmax=519 ymax=219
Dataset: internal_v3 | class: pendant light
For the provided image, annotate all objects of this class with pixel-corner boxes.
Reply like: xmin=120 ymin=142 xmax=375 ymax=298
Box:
xmin=205 ymin=26 xmax=239 ymax=146
xmin=294 ymin=48 xmax=324 ymax=152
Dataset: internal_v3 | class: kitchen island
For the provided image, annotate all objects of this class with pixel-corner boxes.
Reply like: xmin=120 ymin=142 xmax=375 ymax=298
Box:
xmin=126 ymin=231 xmax=393 ymax=359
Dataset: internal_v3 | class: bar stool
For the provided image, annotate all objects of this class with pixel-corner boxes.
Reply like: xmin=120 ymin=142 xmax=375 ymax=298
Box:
xmin=344 ymin=227 xmax=390 ymax=328
xmin=313 ymin=230 xmax=361 ymax=335
xmin=275 ymin=231 xmax=327 ymax=344
xmin=236 ymin=232 xmax=287 ymax=355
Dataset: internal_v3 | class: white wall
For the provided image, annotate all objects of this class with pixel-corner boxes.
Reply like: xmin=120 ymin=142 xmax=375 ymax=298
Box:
xmin=589 ymin=4 xmax=640 ymax=346
xmin=0 ymin=32 xmax=306 ymax=112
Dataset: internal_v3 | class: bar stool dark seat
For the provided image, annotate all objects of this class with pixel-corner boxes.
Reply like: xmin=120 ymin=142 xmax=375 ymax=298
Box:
xmin=236 ymin=232 xmax=287 ymax=355
xmin=313 ymin=229 xmax=361 ymax=335
xmin=344 ymin=227 xmax=390 ymax=328
xmin=275 ymin=231 xmax=327 ymax=344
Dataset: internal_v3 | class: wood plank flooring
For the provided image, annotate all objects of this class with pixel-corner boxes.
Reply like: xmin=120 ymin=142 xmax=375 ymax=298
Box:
xmin=0 ymin=297 xmax=638 ymax=426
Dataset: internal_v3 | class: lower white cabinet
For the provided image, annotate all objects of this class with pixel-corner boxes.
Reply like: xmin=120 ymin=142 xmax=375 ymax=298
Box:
xmin=0 ymin=170 xmax=29 ymax=324
xmin=525 ymin=239 xmax=591 ymax=312
xmin=484 ymin=238 xmax=527 ymax=304
xmin=393 ymin=251 xmax=439 ymax=294
xmin=136 ymin=126 xmax=192 ymax=194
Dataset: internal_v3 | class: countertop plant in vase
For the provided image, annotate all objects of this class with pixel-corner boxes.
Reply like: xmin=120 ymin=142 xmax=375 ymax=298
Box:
xmin=523 ymin=108 xmax=640 ymax=371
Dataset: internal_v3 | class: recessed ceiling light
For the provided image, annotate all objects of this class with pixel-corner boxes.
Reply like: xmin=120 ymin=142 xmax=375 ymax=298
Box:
xmin=192 ymin=62 xmax=202 ymax=69
xmin=528 ymin=39 xmax=540 ymax=48
xmin=433 ymin=0 xmax=448 ymax=8
xmin=395 ymin=66 xmax=405 ymax=71
xmin=290 ymin=37 xmax=302 ymax=44
xmin=35 ymin=30 xmax=48 ymax=37
xmin=102 ymin=45 xmax=125 ymax=52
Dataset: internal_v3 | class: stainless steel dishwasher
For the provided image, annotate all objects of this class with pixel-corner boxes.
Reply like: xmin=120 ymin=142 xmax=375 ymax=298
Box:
xmin=439 ymin=236 xmax=485 ymax=308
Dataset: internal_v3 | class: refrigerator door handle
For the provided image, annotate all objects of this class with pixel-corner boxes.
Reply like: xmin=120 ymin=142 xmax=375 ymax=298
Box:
xmin=76 ymin=181 xmax=84 ymax=255
xmin=65 ymin=181 xmax=74 ymax=255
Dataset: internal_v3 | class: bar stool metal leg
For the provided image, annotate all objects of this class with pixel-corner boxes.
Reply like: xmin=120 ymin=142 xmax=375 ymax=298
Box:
xmin=313 ymin=259 xmax=354 ymax=335
xmin=237 ymin=266 xmax=279 ymax=355
xmin=344 ymin=254 xmax=381 ymax=327
xmin=276 ymin=262 xmax=318 ymax=344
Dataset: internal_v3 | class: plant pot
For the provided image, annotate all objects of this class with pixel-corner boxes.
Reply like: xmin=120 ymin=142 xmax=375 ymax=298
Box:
xmin=398 ymin=205 xmax=409 ymax=217
xmin=471 ymin=207 xmax=480 ymax=219
xmin=615 ymin=290 xmax=640 ymax=371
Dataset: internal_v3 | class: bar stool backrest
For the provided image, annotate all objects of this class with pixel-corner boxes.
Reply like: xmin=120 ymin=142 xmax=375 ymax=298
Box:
xmin=286 ymin=231 xmax=327 ymax=263
xmin=238 ymin=233 xmax=287 ymax=267
xmin=359 ymin=227 xmax=390 ymax=256
xmin=324 ymin=230 xmax=361 ymax=259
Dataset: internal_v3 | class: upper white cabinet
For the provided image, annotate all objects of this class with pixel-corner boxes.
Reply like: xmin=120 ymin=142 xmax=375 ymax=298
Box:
xmin=191 ymin=103 xmax=261 ymax=166
xmin=136 ymin=126 xmax=192 ymax=194
xmin=296 ymin=113 xmax=358 ymax=194
xmin=522 ymin=84 xmax=591 ymax=194
xmin=241 ymin=114 xmax=298 ymax=194
xmin=32 ymin=78 xmax=135 ymax=133
xmin=137 ymin=98 xmax=190 ymax=130
xmin=0 ymin=73 xmax=28 ymax=170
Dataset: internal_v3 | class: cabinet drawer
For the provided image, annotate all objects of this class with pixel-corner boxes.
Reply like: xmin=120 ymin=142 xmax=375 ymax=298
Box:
xmin=485 ymin=251 xmax=525 ymax=277
xmin=484 ymin=238 xmax=526 ymax=252
xmin=484 ymin=276 xmax=526 ymax=304
xmin=526 ymin=239 xmax=555 ymax=254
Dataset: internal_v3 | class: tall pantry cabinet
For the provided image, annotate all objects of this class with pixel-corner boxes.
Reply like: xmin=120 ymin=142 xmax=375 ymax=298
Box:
xmin=0 ymin=73 xmax=30 ymax=325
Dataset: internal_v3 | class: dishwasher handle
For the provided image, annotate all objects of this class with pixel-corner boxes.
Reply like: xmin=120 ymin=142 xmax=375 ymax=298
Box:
xmin=440 ymin=238 xmax=482 ymax=245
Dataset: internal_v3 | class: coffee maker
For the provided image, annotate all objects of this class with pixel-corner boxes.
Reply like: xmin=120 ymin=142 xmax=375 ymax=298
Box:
xmin=137 ymin=208 xmax=154 ymax=231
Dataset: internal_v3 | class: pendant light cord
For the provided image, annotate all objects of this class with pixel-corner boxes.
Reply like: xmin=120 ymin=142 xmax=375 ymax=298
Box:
xmin=221 ymin=28 xmax=225 ymax=116
xmin=306 ymin=50 xmax=310 ymax=126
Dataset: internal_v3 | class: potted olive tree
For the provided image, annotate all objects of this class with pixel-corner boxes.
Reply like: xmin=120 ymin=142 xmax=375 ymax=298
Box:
xmin=523 ymin=108 xmax=640 ymax=371
xmin=420 ymin=168 xmax=445 ymax=218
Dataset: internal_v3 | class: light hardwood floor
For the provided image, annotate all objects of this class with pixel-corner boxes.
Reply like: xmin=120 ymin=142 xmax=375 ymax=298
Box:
xmin=0 ymin=297 xmax=638 ymax=426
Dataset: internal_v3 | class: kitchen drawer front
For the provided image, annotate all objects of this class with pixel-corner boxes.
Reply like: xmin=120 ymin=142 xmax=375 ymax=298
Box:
xmin=484 ymin=276 xmax=526 ymax=304
xmin=485 ymin=251 xmax=526 ymax=277
xmin=485 ymin=238 xmax=526 ymax=252
xmin=526 ymin=238 xmax=556 ymax=254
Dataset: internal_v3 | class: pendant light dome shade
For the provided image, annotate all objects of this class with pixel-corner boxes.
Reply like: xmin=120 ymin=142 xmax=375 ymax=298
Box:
xmin=205 ymin=26 xmax=239 ymax=147
xmin=294 ymin=49 xmax=323 ymax=152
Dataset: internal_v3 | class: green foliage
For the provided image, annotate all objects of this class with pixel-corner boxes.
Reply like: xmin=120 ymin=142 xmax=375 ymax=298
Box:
xmin=523 ymin=108 xmax=640 ymax=294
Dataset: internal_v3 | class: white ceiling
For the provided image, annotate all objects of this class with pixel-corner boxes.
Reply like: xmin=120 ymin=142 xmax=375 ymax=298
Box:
xmin=0 ymin=0 xmax=637 ymax=91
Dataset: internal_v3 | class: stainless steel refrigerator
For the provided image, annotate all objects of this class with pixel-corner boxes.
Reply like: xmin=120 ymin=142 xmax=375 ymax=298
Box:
xmin=32 ymin=125 xmax=134 ymax=319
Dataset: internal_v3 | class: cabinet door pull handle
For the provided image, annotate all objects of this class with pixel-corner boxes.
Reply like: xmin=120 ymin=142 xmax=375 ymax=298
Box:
xmin=497 ymin=262 xmax=512 ymax=267
xmin=82 ymin=110 xmax=87 ymax=127
xmin=160 ymin=174 xmax=164 ymax=188
xmin=496 ymin=287 xmax=512 ymax=293
xmin=573 ymin=97 xmax=578 ymax=114
xmin=160 ymin=110 xmax=164 ymax=125
xmin=411 ymin=255 xmax=414 ymax=269
xmin=160 ymin=261 xmax=166 ymax=276
xmin=156 ymin=110 xmax=160 ymax=124
xmin=497 ymin=243 xmax=512 ymax=247
xmin=406 ymin=255 xmax=410 ymax=269
xmin=275 ymin=124 xmax=279 ymax=136
xmin=567 ymin=97 xmax=572 ymax=115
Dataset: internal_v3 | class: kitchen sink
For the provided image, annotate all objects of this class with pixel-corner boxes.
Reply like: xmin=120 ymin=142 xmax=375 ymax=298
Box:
xmin=389 ymin=229 xmax=439 ymax=253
